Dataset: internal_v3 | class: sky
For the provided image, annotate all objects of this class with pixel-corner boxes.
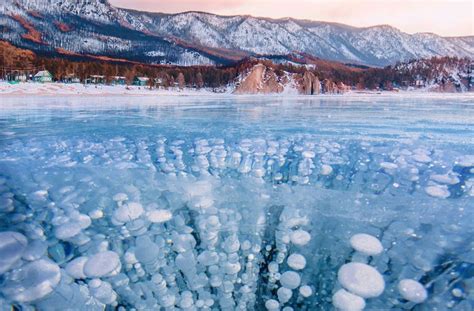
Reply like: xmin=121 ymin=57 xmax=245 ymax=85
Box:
xmin=109 ymin=0 xmax=473 ymax=36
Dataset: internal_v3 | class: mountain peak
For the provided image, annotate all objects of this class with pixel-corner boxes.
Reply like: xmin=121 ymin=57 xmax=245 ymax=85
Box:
xmin=1 ymin=0 xmax=472 ymax=67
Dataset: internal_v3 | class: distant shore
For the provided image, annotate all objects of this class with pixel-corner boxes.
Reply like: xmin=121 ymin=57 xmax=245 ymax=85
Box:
xmin=1 ymin=82 xmax=473 ymax=98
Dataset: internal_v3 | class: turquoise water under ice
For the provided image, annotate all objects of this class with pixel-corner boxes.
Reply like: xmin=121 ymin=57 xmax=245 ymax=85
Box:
xmin=0 ymin=95 xmax=473 ymax=310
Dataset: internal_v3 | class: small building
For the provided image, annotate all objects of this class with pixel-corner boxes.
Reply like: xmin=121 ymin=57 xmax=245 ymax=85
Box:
xmin=63 ymin=74 xmax=80 ymax=84
xmin=154 ymin=78 xmax=163 ymax=88
xmin=86 ymin=75 xmax=106 ymax=85
xmin=414 ymin=75 xmax=425 ymax=88
xmin=111 ymin=76 xmax=127 ymax=85
xmin=133 ymin=76 xmax=150 ymax=86
xmin=415 ymin=79 xmax=425 ymax=88
xmin=6 ymin=72 xmax=27 ymax=83
xmin=33 ymin=70 xmax=53 ymax=83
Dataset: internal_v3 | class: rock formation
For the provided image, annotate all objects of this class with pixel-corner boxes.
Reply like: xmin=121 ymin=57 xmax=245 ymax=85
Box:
xmin=233 ymin=64 xmax=284 ymax=94
xmin=234 ymin=63 xmax=347 ymax=95
xmin=299 ymin=71 xmax=321 ymax=95
xmin=322 ymin=79 xmax=338 ymax=94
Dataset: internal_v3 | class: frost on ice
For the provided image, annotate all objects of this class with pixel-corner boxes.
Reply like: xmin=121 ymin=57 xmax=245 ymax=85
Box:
xmin=0 ymin=111 xmax=472 ymax=310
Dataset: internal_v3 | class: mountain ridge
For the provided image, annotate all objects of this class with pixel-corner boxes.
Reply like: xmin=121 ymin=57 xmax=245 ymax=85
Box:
xmin=1 ymin=0 xmax=473 ymax=67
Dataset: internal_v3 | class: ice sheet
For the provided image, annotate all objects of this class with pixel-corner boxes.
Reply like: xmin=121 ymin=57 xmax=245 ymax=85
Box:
xmin=0 ymin=94 xmax=473 ymax=310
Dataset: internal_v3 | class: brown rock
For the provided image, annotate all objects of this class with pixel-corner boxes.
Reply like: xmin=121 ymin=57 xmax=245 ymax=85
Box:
xmin=298 ymin=71 xmax=321 ymax=95
xmin=323 ymin=79 xmax=338 ymax=93
xmin=234 ymin=64 xmax=284 ymax=94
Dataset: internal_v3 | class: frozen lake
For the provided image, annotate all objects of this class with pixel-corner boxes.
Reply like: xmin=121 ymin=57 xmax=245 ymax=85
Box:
xmin=0 ymin=95 xmax=473 ymax=310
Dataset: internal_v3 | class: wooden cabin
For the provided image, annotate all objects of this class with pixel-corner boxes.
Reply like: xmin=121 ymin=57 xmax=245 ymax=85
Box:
xmin=111 ymin=76 xmax=127 ymax=85
xmin=33 ymin=70 xmax=53 ymax=83
xmin=133 ymin=77 xmax=150 ymax=86
xmin=63 ymin=74 xmax=81 ymax=84
xmin=86 ymin=75 xmax=106 ymax=85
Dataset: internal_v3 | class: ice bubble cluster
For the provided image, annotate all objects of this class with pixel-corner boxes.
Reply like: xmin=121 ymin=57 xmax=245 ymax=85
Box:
xmin=0 ymin=131 xmax=471 ymax=309
xmin=332 ymin=234 xmax=386 ymax=310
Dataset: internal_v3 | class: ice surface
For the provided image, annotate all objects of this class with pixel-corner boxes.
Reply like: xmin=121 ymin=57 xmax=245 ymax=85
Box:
xmin=0 ymin=95 xmax=473 ymax=310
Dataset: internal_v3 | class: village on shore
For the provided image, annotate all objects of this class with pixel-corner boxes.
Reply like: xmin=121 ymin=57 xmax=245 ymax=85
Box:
xmin=4 ymin=69 xmax=185 ymax=89
xmin=1 ymin=50 xmax=473 ymax=96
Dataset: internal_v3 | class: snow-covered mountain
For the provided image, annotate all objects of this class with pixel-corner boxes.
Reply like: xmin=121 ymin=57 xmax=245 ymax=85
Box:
xmin=1 ymin=0 xmax=473 ymax=66
xmin=392 ymin=57 xmax=473 ymax=92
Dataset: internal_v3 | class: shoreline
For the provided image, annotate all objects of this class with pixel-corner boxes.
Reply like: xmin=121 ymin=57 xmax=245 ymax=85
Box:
xmin=0 ymin=82 xmax=473 ymax=99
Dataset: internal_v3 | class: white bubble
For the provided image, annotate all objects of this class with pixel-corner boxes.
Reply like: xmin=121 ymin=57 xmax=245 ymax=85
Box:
xmin=22 ymin=240 xmax=47 ymax=261
xmin=287 ymin=253 xmax=306 ymax=270
xmin=321 ymin=164 xmax=333 ymax=176
xmin=113 ymin=202 xmax=144 ymax=223
xmin=84 ymin=251 xmax=121 ymax=278
xmin=2 ymin=259 xmax=60 ymax=302
xmin=55 ymin=222 xmax=82 ymax=240
xmin=302 ymin=151 xmax=315 ymax=158
xmin=0 ymin=231 xmax=28 ymax=274
xmin=112 ymin=193 xmax=128 ymax=202
xmin=280 ymin=271 xmax=301 ymax=289
xmin=332 ymin=289 xmax=366 ymax=311
xmin=277 ymin=287 xmax=293 ymax=303
xmin=380 ymin=162 xmax=398 ymax=170
xmin=147 ymin=209 xmax=173 ymax=223
xmin=299 ymin=285 xmax=313 ymax=298
xmin=350 ymin=233 xmax=383 ymax=256
xmin=265 ymin=299 xmax=280 ymax=310
xmin=65 ymin=256 xmax=89 ymax=279
xmin=290 ymin=230 xmax=311 ymax=246
xmin=338 ymin=262 xmax=385 ymax=298
xmin=425 ymin=185 xmax=450 ymax=199
xmin=398 ymin=279 xmax=427 ymax=303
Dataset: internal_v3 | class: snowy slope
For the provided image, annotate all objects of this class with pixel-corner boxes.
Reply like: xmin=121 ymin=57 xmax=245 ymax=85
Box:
xmin=1 ymin=0 xmax=473 ymax=66
xmin=0 ymin=0 xmax=222 ymax=66
xmin=142 ymin=14 xmax=473 ymax=66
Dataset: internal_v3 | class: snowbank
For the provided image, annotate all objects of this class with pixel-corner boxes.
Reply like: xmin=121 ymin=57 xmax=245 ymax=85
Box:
xmin=1 ymin=82 xmax=473 ymax=99
xmin=0 ymin=82 xmax=227 ymax=97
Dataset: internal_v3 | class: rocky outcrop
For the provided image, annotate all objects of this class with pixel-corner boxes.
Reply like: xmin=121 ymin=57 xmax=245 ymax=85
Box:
xmin=322 ymin=79 xmax=338 ymax=93
xmin=234 ymin=63 xmax=349 ymax=95
xmin=233 ymin=64 xmax=285 ymax=94
xmin=299 ymin=71 xmax=321 ymax=95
